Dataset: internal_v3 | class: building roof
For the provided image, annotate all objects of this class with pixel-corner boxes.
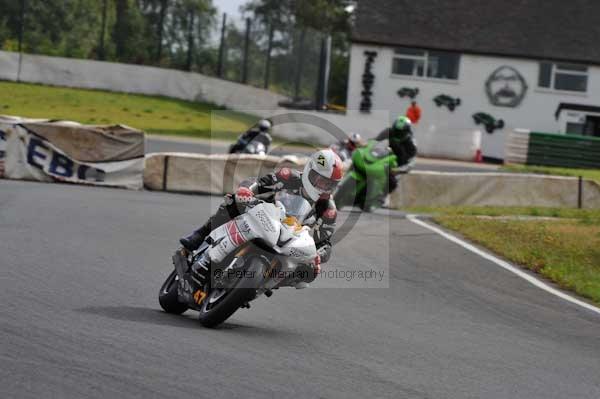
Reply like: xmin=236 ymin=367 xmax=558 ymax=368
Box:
xmin=352 ymin=0 xmax=600 ymax=65
xmin=555 ymin=103 xmax=600 ymax=119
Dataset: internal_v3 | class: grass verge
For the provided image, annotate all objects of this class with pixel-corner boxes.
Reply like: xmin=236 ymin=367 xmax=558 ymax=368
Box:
xmin=407 ymin=206 xmax=600 ymax=305
xmin=405 ymin=206 xmax=600 ymax=222
xmin=0 ymin=81 xmax=257 ymax=140
xmin=501 ymin=164 xmax=600 ymax=184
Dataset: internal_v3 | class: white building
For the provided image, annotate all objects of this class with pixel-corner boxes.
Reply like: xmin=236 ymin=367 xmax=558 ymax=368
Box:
xmin=346 ymin=0 xmax=600 ymax=161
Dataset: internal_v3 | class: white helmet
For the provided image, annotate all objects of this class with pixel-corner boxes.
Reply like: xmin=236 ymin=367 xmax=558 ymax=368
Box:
xmin=349 ymin=132 xmax=363 ymax=145
xmin=258 ymin=119 xmax=272 ymax=132
xmin=302 ymin=149 xmax=343 ymax=201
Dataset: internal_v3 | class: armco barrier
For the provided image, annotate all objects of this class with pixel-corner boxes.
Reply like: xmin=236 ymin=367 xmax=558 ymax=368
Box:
xmin=144 ymin=153 xmax=306 ymax=194
xmin=390 ymin=171 xmax=600 ymax=208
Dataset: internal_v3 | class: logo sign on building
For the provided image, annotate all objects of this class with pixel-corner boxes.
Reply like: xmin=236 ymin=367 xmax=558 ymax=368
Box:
xmin=485 ymin=66 xmax=528 ymax=108
xmin=360 ymin=51 xmax=377 ymax=113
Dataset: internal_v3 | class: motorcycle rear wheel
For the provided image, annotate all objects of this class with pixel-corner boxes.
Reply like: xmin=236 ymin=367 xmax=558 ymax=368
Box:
xmin=198 ymin=257 xmax=267 ymax=328
xmin=158 ymin=270 xmax=189 ymax=315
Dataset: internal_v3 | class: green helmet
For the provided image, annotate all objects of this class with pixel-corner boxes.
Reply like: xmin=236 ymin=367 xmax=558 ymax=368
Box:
xmin=393 ymin=116 xmax=412 ymax=132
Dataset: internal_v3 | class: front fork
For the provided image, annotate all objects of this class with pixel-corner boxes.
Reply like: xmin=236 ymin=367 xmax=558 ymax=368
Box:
xmin=171 ymin=248 xmax=196 ymax=305
xmin=172 ymin=247 xmax=211 ymax=307
xmin=172 ymin=248 xmax=189 ymax=281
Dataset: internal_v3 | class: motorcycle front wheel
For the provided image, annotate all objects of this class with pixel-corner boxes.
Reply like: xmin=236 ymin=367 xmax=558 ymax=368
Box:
xmin=159 ymin=270 xmax=189 ymax=315
xmin=198 ymin=257 xmax=267 ymax=328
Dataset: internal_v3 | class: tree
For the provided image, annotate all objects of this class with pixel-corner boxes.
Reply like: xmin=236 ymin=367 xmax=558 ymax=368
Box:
xmin=241 ymin=0 xmax=353 ymax=104
xmin=137 ymin=0 xmax=170 ymax=63
xmin=243 ymin=0 xmax=350 ymax=33
xmin=113 ymin=0 xmax=149 ymax=63
xmin=156 ymin=0 xmax=168 ymax=61
xmin=162 ymin=0 xmax=216 ymax=71
xmin=0 ymin=0 xmax=104 ymax=58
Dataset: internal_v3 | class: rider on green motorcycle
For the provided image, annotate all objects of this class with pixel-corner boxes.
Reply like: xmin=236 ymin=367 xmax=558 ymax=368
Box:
xmin=375 ymin=116 xmax=417 ymax=193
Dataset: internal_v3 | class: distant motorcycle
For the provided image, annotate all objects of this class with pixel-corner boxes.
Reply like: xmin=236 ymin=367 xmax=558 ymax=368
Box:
xmin=329 ymin=142 xmax=353 ymax=170
xmin=330 ymin=135 xmax=363 ymax=170
xmin=229 ymin=132 xmax=272 ymax=155
xmin=334 ymin=140 xmax=409 ymax=212
xmin=159 ymin=192 xmax=318 ymax=327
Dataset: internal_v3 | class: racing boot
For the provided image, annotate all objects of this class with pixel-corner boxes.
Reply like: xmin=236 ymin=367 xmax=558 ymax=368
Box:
xmin=179 ymin=223 xmax=211 ymax=252
xmin=179 ymin=196 xmax=240 ymax=252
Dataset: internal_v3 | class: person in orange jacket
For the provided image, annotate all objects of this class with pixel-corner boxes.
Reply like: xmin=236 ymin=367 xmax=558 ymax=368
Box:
xmin=406 ymin=100 xmax=422 ymax=124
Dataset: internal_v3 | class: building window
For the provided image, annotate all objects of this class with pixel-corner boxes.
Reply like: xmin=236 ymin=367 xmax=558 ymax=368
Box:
xmin=538 ymin=62 xmax=588 ymax=92
xmin=566 ymin=122 xmax=585 ymax=135
xmin=392 ymin=47 xmax=460 ymax=80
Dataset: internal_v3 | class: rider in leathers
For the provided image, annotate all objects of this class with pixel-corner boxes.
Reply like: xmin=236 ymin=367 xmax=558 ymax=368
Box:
xmin=180 ymin=149 xmax=344 ymax=291
xmin=229 ymin=119 xmax=273 ymax=153
xmin=375 ymin=116 xmax=417 ymax=193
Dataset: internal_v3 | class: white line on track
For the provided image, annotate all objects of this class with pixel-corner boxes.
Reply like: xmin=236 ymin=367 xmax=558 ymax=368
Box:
xmin=406 ymin=214 xmax=600 ymax=316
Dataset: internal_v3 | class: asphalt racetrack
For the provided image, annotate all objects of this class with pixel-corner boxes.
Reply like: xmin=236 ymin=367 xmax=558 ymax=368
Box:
xmin=1 ymin=180 xmax=599 ymax=399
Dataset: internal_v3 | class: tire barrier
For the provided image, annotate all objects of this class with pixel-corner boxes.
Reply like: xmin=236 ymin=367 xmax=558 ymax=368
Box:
xmin=144 ymin=152 xmax=306 ymax=194
xmin=390 ymin=171 xmax=600 ymax=209
xmin=0 ymin=115 xmax=144 ymax=189
xmin=506 ymin=129 xmax=600 ymax=169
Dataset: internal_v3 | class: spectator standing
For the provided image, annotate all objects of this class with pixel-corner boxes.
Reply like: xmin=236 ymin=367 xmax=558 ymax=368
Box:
xmin=406 ymin=101 xmax=422 ymax=124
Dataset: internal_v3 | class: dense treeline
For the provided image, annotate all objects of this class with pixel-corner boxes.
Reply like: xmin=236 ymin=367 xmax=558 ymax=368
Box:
xmin=240 ymin=0 xmax=352 ymax=104
xmin=0 ymin=0 xmax=352 ymax=105
xmin=0 ymin=0 xmax=216 ymax=70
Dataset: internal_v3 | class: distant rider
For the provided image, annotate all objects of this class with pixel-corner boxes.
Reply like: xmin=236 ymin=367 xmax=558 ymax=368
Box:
xmin=180 ymin=149 xmax=344 ymax=290
xmin=406 ymin=101 xmax=422 ymax=124
xmin=229 ymin=119 xmax=273 ymax=153
xmin=331 ymin=132 xmax=364 ymax=167
xmin=375 ymin=116 xmax=417 ymax=193
xmin=340 ymin=132 xmax=364 ymax=153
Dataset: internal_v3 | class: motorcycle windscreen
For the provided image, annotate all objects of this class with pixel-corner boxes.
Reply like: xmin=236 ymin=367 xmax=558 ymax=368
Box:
xmin=275 ymin=192 xmax=312 ymax=224
xmin=370 ymin=141 xmax=392 ymax=159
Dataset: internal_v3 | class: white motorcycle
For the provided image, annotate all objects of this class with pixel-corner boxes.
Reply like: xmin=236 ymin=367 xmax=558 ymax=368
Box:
xmin=159 ymin=192 xmax=318 ymax=327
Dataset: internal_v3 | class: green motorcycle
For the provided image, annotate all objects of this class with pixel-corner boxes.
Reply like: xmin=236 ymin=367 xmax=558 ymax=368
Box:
xmin=334 ymin=140 xmax=399 ymax=212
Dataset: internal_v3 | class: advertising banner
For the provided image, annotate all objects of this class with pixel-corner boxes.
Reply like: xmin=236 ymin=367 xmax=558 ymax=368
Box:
xmin=0 ymin=116 xmax=144 ymax=189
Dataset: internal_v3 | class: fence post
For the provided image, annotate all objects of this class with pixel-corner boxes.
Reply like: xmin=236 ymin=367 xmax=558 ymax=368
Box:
xmin=156 ymin=0 xmax=168 ymax=62
xmin=185 ymin=8 xmax=195 ymax=71
xmin=293 ymin=28 xmax=306 ymax=101
xmin=98 ymin=0 xmax=108 ymax=60
xmin=217 ymin=13 xmax=227 ymax=78
xmin=241 ymin=18 xmax=251 ymax=84
xmin=264 ymin=23 xmax=274 ymax=89
xmin=578 ymin=176 xmax=583 ymax=209
xmin=17 ymin=0 xmax=26 ymax=82
xmin=315 ymin=35 xmax=332 ymax=110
